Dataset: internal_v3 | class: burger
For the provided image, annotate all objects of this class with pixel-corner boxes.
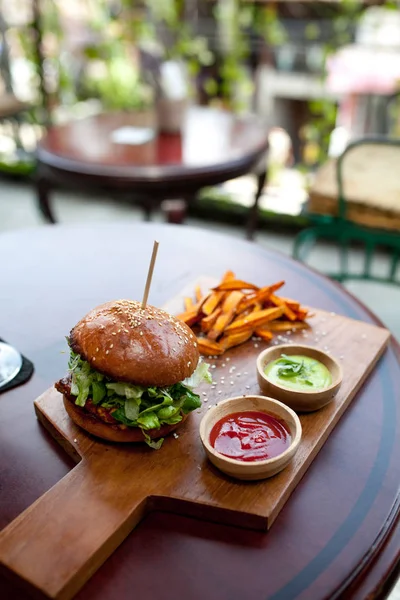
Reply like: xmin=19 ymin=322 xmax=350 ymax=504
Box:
xmin=55 ymin=300 xmax=211 ymax=448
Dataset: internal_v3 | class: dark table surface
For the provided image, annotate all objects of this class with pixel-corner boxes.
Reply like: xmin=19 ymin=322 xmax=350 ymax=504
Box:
xmin=37 ymin=107 xmax=269 ymax=187
xmin=0 ymin=223 xmax=399 ymax=600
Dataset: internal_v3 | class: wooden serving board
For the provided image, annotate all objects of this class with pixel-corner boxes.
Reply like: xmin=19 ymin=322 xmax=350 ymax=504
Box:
xmin=0 ymin=279 xmax=390 ymax=600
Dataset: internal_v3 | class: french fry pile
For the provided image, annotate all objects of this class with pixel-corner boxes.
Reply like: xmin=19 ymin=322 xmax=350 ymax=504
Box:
xmin=177 ymin=271 xmax=311 ymax=356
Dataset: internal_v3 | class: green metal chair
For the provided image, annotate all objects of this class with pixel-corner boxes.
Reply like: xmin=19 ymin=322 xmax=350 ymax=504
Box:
xmin=293 ymin=137 xmax=400 ymax=285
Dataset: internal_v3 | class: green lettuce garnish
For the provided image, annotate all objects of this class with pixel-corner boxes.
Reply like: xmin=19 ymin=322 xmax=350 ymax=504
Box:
xmin=182 ymin=361 xmax=212 ymax=389
xmin=106 ymin=382 xmax=144 ymax=399
xmin=124 ymin=397 xmax=141 ymax=421
xmin=92 ymin=381 xmax=106 ymax=404
xmin=157 ymin=405 xmax=179 ymax=420
xmin=142 ymin=431 xmax=164 ymax=450
xmin=67 ymin=350 xmax=211 ymax=448
xmin=137 ymin=412 xmax=160 ymax=430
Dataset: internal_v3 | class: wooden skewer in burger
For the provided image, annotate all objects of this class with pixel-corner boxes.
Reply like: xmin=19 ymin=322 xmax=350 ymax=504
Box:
xmin=55 ymin=241 xmax=211 ymax=448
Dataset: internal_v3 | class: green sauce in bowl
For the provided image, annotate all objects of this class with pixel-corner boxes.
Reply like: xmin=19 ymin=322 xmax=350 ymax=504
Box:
xmin=264 ymin=354 xmax=332 ymax=392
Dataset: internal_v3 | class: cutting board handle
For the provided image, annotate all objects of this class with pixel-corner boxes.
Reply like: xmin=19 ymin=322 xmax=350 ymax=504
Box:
xmin=0 ymin=460 xmax=149 ymax=600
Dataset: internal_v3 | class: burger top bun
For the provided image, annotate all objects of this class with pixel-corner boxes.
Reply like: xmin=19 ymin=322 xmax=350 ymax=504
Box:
xmin=69 ymin=300 xmax=200 ymax=387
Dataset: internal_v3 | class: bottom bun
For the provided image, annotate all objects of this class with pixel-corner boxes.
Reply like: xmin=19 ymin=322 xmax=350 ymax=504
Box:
xmin=63 ymin=395 xmax=188 ymax=443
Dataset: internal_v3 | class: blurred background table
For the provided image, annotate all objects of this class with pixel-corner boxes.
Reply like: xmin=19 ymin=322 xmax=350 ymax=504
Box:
xmin=35 ymin=107 xmax=269 ymax=236
xmin=0 ymin=222 xmax=399 ymax=600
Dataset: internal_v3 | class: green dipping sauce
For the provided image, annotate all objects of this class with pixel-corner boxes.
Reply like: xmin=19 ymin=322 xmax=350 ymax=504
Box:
xmin=264 ymin=354 xmax=332 ymax=391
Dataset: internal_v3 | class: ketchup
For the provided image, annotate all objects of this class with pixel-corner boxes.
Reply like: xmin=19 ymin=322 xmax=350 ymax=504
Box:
xmin=210 ymin=411 xmax=291 ymax=462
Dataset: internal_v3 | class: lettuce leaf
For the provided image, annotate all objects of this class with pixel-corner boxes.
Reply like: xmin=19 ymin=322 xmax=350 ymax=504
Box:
xmin=100 ymin=396 xmax=124 ymax=409
xmin=69 ymin=352 xmax=97 ymax=407
xmin=137 ymin=412 xmax=160 ymax=430
xmin=110 ymin=407 xmax=136 ymax=427
xmin=92 ymin=381 xmax=106 ymax=404
xmin=142 ymin=431 xmax=164 ymax=450
xmin=181 ymin=390 xmax=202 ymax=413
xmin=73 ymin=360 xmax=92 ymax=407
xmin=70 ymin=378 xmax=79 ymax=396
xmin=139 ymin=396 xmax=173 ymax=416
xmin=66 ymin=349 xmax=208 ymax=447
xmin=182 ymin=361 xmax=212 ymax=389
xmin=124 ymin=397 xmax=141 ymax=421
xmin=157 ymin=405 xmax=180 ymax=420
xmin=147 ymin=386 xmax=173 ymax=401
xmin=160 ymin=413 xmax=182 ymax=425
xmin=169 ymin=383 xmax=202 ymax=414
xmin=106 ymin=382 xmax=145 ymax=399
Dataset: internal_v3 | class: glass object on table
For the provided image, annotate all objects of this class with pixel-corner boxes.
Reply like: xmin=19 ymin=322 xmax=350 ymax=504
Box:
xmin=0 ymin=341 xmax=22 ymax=389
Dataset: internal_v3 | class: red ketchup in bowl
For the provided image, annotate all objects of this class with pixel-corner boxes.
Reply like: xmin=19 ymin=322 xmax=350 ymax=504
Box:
xmin=209 ymin=411 xmax=291 ymax=462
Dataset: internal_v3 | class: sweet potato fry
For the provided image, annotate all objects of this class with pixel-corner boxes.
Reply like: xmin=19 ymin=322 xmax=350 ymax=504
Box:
xmin=261 ymin=321 xmax=310 ymax=332
xmin=236 ymin=281 xmax=285 ymax=312
xmin=177 ymin=293 xmax=211 ymax=326
xmin=208 ymin=291 xmax=244 ymax=340
xmin=195 ymin=285 xmax=202 ymax=303
xmin=176 ymin=307 xmax=202 ymax=327
xmin=196 ymin=337 xmax=224 ymax=356
xmin=267 ymin=280 xmax=285 ymax=293
xmin=219 ymin=329 xmax=253 ymax=350
xmin=202 ymin=291 xmax=225 ymax=316
xmin=251 ymin=302 xmax=263 ymax=313
xmin=270 ymin=294 xmax=297 ymax=321
xmin=222 ymin=270 xmax=236 ymax=281
xmin=236 ymin=293 xmax=258 ymax=313
xmin=296 ymin=308 xmax=309 ymax=321
xmin=201 ymin=308 xmax=222 ymax=333
xmin=279 ymin=297 xmax=300 ymax=311
xmin=184 ymin=297 xmax=194 ymax=311
xmin=222 ymin=290 xmax=245 ymax=313
xmin=212 ymin=280 xmax=259 ymax=292
xmin=224 ymin=306 xmax=284 ymax=335
xmin=178 ymin=271 xmax=310 ymax=356
xmin=254 ymin=328 xmax=274 ymax=342
xmin=229 ymin=308 xmax=252 ymax=327
xmin=256 ymin=281 xmax=285 ymax=304
xmin=202 ymin=271 xmax=236 ymax=315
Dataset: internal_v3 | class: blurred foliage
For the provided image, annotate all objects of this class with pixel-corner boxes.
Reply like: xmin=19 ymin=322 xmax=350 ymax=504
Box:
xmin=211 ymin=2 xmax=288 ymax=111
xmin=301 ymin=100 xmax=338 ymax=166
xmin=299 ymin=0 xmax=364 ymax=166
xmin=84 ymin=53 xmax=155 ymax=110
xmin=13 ymin=0 xmax=291 ymax=114
xmin=8 ymin=0 xmax=400 ymax=162
xmin=144 ymin=0 xmax=213 ymax=64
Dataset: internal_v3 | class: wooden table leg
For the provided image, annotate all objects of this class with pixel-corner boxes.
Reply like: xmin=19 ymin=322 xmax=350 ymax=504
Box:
xmin=36 ymin=176 xmax=56 ymax=224
xmin=142 ymin=203 xmax=153 ymax=221
xmin=137 ymin=196 xmax=160 ymax=221
xmin=246 ymin=170 xmax=267 ymax=241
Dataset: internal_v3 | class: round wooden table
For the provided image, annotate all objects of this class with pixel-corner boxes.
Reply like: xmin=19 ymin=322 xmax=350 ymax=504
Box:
xmin=0 ymin=223 xmax=399 ymax=600
xmin=36 ymin=107 xmax=269 ymax=237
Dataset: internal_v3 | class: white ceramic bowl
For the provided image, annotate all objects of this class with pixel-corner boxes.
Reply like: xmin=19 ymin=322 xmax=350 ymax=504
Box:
xmin=257 ymin=344 xmax=343 ymax=412
xmin=199 ymin=395 xmax=302 ymax=481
